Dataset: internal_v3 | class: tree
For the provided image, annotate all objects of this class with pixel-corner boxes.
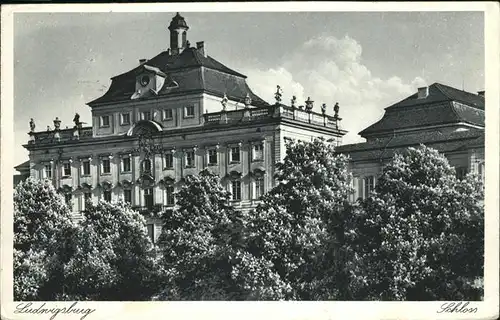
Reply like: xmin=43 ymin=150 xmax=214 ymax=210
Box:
xmin=241 ymin=138 xmax=354 ymax=300
xmin=155 ymin=169 xmax=244 ymax=300
xmin=61 ymin=200 xmax=160 ymax=300
xmin=346 ymin=145 xmax=484 ymax=300
xmin=13 ymin=177 xmax=76 ymax=300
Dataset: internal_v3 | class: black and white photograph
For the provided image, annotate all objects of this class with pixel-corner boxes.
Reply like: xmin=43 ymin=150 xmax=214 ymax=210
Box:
xmin=1 ymin=2 xmax=499 ymax=320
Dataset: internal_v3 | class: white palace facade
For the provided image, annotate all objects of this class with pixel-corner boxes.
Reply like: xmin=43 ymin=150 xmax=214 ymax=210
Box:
xmin=22 ymin=13 xmax=346 ymax=241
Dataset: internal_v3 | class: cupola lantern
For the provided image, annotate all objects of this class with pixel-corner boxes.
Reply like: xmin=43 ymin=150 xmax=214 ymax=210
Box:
xmin=168 ymin=12 xmax=189 ymax=55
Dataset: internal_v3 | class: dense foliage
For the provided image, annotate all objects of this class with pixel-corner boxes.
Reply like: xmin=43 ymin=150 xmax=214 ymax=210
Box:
xmin=240 ymin=138 xmax=354 ymax=299
xmin=154 ymin=169 xmax=243 ymax=300
xmin=14 ymin=142 xmax=484 ymax=301
xmin=13 ymin=178 xmax=159 ymax=301
xmin=60 ymin=200 xmax=160 ymax=300
xmin=346 ymin=145 xmax=484 ymax=300
xmin=14 ymin=178 xmax=76 ymax=300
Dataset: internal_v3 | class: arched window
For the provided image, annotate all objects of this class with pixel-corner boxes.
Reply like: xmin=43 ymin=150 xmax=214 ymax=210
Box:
xmin=182 ymin=31 xmax=187 ymax=47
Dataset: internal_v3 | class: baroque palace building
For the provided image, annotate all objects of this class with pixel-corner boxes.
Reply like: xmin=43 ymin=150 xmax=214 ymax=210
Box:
xmin=20 ymin=13 xmax=346 ymax=241
xmin=337 ymin=83 xmax=485 ymax=201
xmin=18 ymin=13 xmax=485 ymax=242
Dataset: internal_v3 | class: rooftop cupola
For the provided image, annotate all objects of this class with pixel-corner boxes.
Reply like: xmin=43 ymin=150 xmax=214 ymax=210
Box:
xmin=168 ymin=12 xmax=189 ymax=55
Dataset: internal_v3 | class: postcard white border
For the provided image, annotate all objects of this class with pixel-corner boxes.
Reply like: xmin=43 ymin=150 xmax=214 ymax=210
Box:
xmin=1 ymin=2 xmax=499 ymax=320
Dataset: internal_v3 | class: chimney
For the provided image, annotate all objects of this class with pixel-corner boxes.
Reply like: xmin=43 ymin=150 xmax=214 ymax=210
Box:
xmin=477 ymin=90 xmax=485 ymax=97
xmin=139 ymin=59 xmax=148 ymax=65
xmin=196 ymin=41 xmax=206 ymax=57
xmin=417 ymin=86 xmax=429 ymax=99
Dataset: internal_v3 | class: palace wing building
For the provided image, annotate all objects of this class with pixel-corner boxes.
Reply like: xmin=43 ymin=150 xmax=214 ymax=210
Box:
xmin=336 ymin=83 xmax=485 ymax=201
xmin=22 ymin=13 xmax=346 ymax=241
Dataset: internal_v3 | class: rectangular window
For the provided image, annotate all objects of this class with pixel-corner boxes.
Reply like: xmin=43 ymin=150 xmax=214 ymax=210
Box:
xmin=101 ymin=159 xmax=111 ymax=174
xmin=147 ymin=224 xmax=155 ymax=243
xmin=122 ymin=157 xmax=131 ymax=172
xmin=82 ymin=160 xmax=91 ymax=176
xmin=230 ymin=146 xmax=240 ymax=163
xmin=84 ymin=192 xmax=92 ymax=203
xmin=63 ymin=162 xmax=71 ymax=177
xmin=456 ymin=167 xmax=468 ymax=180
xmin=166 ymin=186 xmax=175 ymax=206
xmin=185 ymin=151 xmax=195 ymax=168
xmin=44 ymin=164 xmax=52 ymax=179
xmin=121 ymin=113 xmax=130 ymax=125
xmin=142 ymin=159 xmax=152 ymax=173
xmin=103 ymin=190 xmax=112 ymax=202
xmin=208 ymin=149 xmax=218 ymax=165
xmin=142 ymin=111 xmax=151 ymax=121
xmin=254 ymin=179 xmax=265 ymax=199
xmin=364 ymin=176 xmax=375 ymax=198
xmin=478 ymin=162 xmax=485 ymax=182
xmin=64 ymin=194 xmax=72 ymax=209
xmin=163 ymin=109 xmax=173 ymax=120
xmin=231 ymin=180 xmax=242 ymax=201
xmin=124 ymin=189 xmax=132 ymax=204
xmin=253 ymin=143 xmax=264 ymax=161
xmin=83 ymin=192 xmax=92 ymax=211
xmin=184 ymin=105 xmax=195 ymax=118
xmin=164 ymin=153 xmax=173 ymax=169
xmin=144 ymin=188 xmax=154 ymax=209
xmin=100 ymin=115 xmax=110 ymax=127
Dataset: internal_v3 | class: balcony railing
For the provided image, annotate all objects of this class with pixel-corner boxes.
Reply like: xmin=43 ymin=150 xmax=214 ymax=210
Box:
xmin=203 ymin=104 xmax=341 ymax=130
xmin=28 ymin=127 xmax=93 ymax=145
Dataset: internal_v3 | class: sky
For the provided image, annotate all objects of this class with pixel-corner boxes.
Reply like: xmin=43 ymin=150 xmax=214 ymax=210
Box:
xmin=12 ymin=11 xmax=484 ymax=168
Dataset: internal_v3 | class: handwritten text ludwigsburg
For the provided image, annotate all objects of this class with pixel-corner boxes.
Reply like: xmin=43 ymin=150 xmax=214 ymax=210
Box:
xmin=14 ymin=302 xmax=96 ymax=320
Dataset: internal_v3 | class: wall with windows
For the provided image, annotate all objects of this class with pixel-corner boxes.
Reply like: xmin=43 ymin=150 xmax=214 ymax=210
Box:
xmin=91 ymin=93 xmax=207 ymax=138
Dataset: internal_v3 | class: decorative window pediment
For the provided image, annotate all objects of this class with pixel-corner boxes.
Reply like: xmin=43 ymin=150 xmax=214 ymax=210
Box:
xmin=99 ymin=181 xmax=113 ymax=191
xmin=78 ymin=182 xmax=93 ymax=191
xmin=126 ymin=120 xmax=163 ymax=137
xmin=59 ymin=184 xmax=73 ymax=194
xmin=137 ymin=174 xmax=155 ymax=188
xmin=228 ymin=170 xmax=242 ymax=180
xmin=119 ymin=179 xmax=133 ymax=189
xmin=161 ymin=176 xmax=175 ymax=185
xmin=252 ymin=167 xmax=266 ymax=178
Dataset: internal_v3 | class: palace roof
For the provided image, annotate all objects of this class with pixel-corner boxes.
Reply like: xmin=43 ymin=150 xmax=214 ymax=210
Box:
xmin=337 ymin=129 xmax=484 ymax=162
xmin=87 ymin=47 xmax=268 ymax=107
xmin=359 ymin=83 xmax=485 ymax=138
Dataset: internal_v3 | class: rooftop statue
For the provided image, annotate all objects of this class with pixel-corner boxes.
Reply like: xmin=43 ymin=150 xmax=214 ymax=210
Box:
xmin=221 ymin=93 xmax=228 ymax=111
xmin=305 ymin=97 xmax=314 ymax=112
xmin=321 ymin=103 xmax=327 ymax=114
xmin=29 ymin=118 xmax=35 ymax=132
xmin=244 ymin=93 xmax=252 ymax=109
xmin=53 ymin=117 xmax=61 ymax=130
xmin=73 ymin=113 xmax=81 ymax=127
xmin=275 ymin=85 xmax=283 ymax=104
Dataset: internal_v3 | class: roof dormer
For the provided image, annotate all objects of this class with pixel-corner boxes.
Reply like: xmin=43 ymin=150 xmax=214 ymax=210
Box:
xmin=131 ymin=64 xmax=177 ymax=100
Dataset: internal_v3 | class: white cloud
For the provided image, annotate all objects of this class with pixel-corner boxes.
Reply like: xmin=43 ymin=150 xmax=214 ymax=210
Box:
xmin=245 ymin=35 xmax=427 ymax=144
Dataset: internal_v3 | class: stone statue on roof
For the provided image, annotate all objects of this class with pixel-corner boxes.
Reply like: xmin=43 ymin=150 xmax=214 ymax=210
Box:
xmin=29 ymin=118 xmax=35 ymax=132
xmin=53 ymin=117 xmax=61 ymax=130
xmin=244 ymin=93 xmax=252 ymax=109
xmin=221 ymin=93 xmax=228 ymax=111
xmin=73 ymin=113 xmax=81 ymax=127
xmin=321 ymin=103 xmax=327 ymax=115
xmin=334 ymin=102 xmax=340 ymax=117
xmin=275 ymin=85 xmax=283 ymax=104
xmin=291 ymin=96 xmax=297 ymax=109
xmin=305 ymin=97 xmax=314 ymax=112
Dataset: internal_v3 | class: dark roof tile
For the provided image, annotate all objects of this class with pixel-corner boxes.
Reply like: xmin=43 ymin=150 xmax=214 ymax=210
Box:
xmin=88 ymin=47 xmax=267 ymax=106
xmin=359 ymin=83 xmax=485 ymax=137
xmin=337 ymin=129 xmax=484 ymax=162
